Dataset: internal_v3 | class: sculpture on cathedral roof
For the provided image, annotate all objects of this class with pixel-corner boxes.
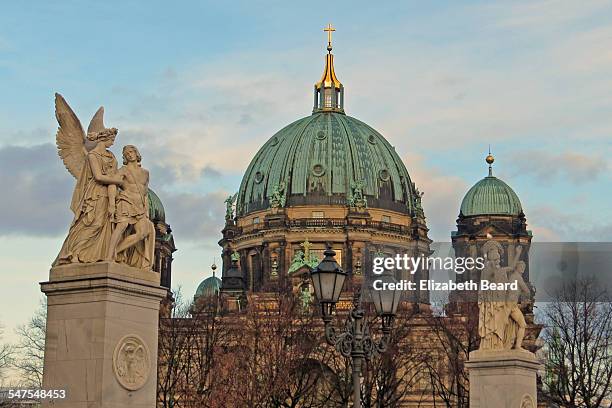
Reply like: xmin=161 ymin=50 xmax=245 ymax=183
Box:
xmin=225 ymin=193 xmax=237 ymax=220
xmin=53 ymin=93 xmax=154 ymax=271
xmin=269 ymin=181 xmax=286 ymax=209
xmin=347 ymin=179 xmax=367 ymax=209
xmin=412 ymin=182 xmax=425 ymax=217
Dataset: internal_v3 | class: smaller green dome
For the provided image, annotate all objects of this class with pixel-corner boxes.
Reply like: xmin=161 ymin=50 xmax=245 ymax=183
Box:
xmin=147 ymin=188 xmax=165 ymax=222
xmin=460 ymin=176 xmax=522 ymax=217
xmin=195 ymin=276 xmax=222 ymax=299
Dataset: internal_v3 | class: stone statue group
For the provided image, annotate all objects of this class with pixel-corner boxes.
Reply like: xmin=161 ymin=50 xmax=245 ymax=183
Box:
xmin=52 ymin=94 xmax=155 ymax=271
xmin=478 ymin=240 xmax=531 ymax=351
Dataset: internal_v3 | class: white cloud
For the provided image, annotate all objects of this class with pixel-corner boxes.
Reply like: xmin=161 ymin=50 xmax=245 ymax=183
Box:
xmin=509 ymin=150 xmax=609 ymax=184
xmin=403 ymin=153 xmax=469 ymax=241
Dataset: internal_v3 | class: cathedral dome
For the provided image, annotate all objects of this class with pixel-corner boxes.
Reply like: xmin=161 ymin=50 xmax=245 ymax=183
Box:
xmin=236 ymin=110 xmax=417 ymax=216
xmin=235 ymin=27 xmax=421 ymax=218
xmin=459 ymin=154 xmax=522 ymax=217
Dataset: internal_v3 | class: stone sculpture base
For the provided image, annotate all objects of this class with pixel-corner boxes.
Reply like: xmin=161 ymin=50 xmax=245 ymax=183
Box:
xmin=40 ymin=262 xmax=167 ymax=408
xmin=466 ymin=349 xmax=540 ymax=408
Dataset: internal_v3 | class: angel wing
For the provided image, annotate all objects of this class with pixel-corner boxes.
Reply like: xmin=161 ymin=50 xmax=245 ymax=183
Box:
xmin=87 ymin=105 xmax=105 ymax=135
xmin=55 ymin=93 xmax=87 ymax=179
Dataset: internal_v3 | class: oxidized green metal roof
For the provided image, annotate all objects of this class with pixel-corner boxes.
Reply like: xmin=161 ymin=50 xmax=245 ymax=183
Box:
xmin=195 ymin=276 xmax=222 ymax=299
xmin=236 ymin=111 xmax=417 ymax=216
xmin=147 ymin=188 xmax=165 ymax=222
xmin=460 ymin=176 xmax=522 ymax=217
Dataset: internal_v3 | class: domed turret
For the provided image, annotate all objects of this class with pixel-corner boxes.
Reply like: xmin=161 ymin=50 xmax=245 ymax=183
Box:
xmin=146 ymin=188 xmax=176 ymax=292
xmin=195 ymin=263 xmax=222 ymax=301
xmin=147 ymin=188 xmax=166 ymax=222
xmin=459 ymin=153 xmax=522 ymax=217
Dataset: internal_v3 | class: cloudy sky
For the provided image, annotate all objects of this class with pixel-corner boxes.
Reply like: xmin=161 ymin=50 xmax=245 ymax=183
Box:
xmin=0 ymin=0 xmax=611 ymax=341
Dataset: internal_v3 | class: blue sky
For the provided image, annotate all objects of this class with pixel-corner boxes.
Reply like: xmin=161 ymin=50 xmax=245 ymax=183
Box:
xmin=0 ymin=0 xmax=611 ymax=343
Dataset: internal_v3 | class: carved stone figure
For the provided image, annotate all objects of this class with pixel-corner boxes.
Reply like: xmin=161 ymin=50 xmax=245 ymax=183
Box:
xmin=347 ymin=179 xmax=367 ymax=209
xmin=53 ymin=94 xmax=124 ymax=266
xmin=300 ymin=285 xmax=312 ymax=311
xmin=269 ymin=181 xmax=286 ymax=208
xmin=106 ymin=145 xmax=156 ymax=270
xmin=478 ymin=240 xmax=527 ymax=351
xmin=412 ymin=182 xmax=425 ymax=216
xmin=225 ymin=193 xmax=236 ymax=220
xmin=113 ymin=334 xmax=150 ymax=391
xmin=505 ymin=260 xmax=531 ymax=351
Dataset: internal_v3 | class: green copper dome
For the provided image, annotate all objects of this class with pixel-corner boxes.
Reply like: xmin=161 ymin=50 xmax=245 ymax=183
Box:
xmin=147 ymin=188 xmax=165 ymax=222
xmin=195 ymin=275 xmax=222 ymax=299
xmin=460 ymin=175 xmax=522 ymax=217
xmin=236 ymin=111 xmax=418 ymax=216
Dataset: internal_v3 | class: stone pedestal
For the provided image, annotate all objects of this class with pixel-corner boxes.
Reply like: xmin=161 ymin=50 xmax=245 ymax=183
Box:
xmin=466 ymin=349 xmax=540 ymax=408
xmin=40 ymin=262 xmax=167 ymax=408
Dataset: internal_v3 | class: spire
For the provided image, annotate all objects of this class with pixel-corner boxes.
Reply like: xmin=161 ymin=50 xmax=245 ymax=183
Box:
xmin=486 ymin=146 xmax=495 ymax=177
xmin=313 ymin=24 xmax=345 ymax=114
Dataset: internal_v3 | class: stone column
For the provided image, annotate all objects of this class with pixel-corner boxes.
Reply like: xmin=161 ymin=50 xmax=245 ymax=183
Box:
xmin=40 ymin=262 xmax=166 ymax=408
xmin=466 ymin=349 xmax=540 ymax=408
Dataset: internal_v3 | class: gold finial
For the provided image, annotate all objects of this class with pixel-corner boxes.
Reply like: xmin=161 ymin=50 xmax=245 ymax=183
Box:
xmin=211 ymin=259 xmax=217 ymax=276
xmin=486 ymin=145 xmax=494 ymax=176
xmin=324 ymin=23 xmax=335 ymax=52
xmin=315 ymin=24 xmax=342 ymax=91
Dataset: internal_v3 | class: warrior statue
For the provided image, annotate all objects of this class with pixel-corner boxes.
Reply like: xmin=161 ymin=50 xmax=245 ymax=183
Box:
xmin=106 ymin=145 xmax=155 ymax=270
xmin=478 ymin=240 xmax=530 ymax=351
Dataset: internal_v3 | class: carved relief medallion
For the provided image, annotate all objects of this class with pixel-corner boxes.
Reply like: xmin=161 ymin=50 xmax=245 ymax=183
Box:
xmin=520 ymin=394 xmax=535 ymax=408
xmin=113 ymin=334 xmax=150 ymax=391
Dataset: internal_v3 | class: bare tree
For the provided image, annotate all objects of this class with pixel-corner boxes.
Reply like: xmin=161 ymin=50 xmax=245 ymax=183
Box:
xmin=361 ymin=309 xmax=424 ymax=408
xmin=158 ymin=288 xmax=233 ymax=408
xmin=217 ymin=291 xmax=344 ymax=408
xmin=0 ymin=323 xmax=14 ymax=385
xmin=13 ymin=299 xmax=46 ymax=388
xmin=421 ymin=303 xmax=479 ymax=408
xmin=541 ymin=276 xmax=612 ymax=408
xmin=157 ymin=289 xmax=193 ymax=408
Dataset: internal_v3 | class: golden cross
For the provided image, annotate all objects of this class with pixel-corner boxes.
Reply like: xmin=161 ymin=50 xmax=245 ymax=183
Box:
xmin=301 ymin=239 xmax=313 ymax=258
xmin=324 ymin=24 xmax=335 ymax=47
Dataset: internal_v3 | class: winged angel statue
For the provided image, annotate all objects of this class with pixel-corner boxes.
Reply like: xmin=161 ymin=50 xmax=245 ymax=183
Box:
xmin=53 ymin=94 xmax=155 ymax=271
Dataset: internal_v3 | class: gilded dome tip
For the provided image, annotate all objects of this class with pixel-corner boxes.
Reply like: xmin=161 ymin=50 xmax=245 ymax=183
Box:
xmin=486 ymin=146 xmax=494 ymax=176
xmin=314 ymin=24 xmax=344 ymax=113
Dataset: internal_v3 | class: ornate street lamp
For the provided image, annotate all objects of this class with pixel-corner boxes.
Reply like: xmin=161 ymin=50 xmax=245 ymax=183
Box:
xmin=310 ymin=247 xmax=399 ymax=408
xmin=310 ymin=247 xmax=346 ymax=322
xmin=370 ymin=272 xmax=401 ymax=336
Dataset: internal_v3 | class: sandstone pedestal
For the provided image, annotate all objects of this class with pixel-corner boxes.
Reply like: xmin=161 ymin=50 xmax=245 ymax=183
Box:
xmin=466 ymin=349 xmax=540 ymax=408
xmin=40 ymin=262 xmax=167 ymax=408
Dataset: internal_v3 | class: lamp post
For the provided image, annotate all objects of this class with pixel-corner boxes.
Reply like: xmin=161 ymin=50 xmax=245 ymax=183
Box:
xmin=310 ymin=248 xmax=400 ymax=408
